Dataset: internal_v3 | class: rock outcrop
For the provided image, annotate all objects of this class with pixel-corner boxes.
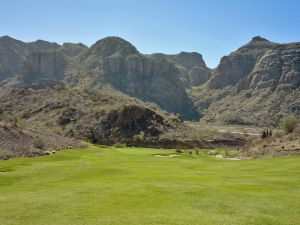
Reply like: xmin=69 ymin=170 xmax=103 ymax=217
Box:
xmin=150 ymin=52 xmax=212 ymax=87
xmin=189 ymin=37 xmax=300 ymax=126
xmin=92 ymin=104 xmax=176 ymax=144
xmin=0 ymin=36 xmax=60 ymax=81
xmin=19 ymin=51 xmax=67 ymax=88
xmin=237 ymin=42 xmax=300 ymax=91
xmin=0 ymin=125 xmax=85 ymax=160
xmin=208 ymin=36 xmax=276 ymax=88
xmin=58 ymin=43 xmax=88 ymax=57
xmin=1 ymin=36 xmax=200 ymax=120
xmin=79 ymin=37 xmax=199 ymax=120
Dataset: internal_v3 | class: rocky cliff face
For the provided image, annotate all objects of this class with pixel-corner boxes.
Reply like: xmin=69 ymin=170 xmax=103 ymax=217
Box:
xmin=237 ymin=42 xmax=300 ymax=91
xmin=58 ymin=43 xmax=88 ymax=57
xmin=92 ymin=104 xmax=176 ymax=144
xmin=0 ymin=36 xmax=29 ymax=81
xmin=78 ymin=37 xmax=199 ymax=120
xmin=208 ymin=36 xmax=276 ymax=88
xmin=19 ymin=51 xmax=67 ymax=88
xmin=189 ymin=37 xmax=300 ymax=126
xmin=2 ymin=35 xmax=299 ymax=126
xmin=1 ymin=36 xmax=199 ymax=120
xmin=0 ymin=36 xmax=60 ymax=81
xmin=150 ymin=52 xmax=212 ymax=87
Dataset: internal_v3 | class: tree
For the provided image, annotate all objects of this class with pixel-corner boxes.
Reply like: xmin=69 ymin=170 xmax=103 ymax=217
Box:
xmin=281 ymin=116 xmax=298 ymax=133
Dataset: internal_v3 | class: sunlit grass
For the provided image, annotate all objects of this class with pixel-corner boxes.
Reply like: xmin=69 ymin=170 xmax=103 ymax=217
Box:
xmin=0 ymin=145 xmax=299 ymax=225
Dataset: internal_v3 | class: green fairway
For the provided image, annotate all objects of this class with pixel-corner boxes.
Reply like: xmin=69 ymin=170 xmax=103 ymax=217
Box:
xmin=0 ymin=145 xmax=299 ymax=225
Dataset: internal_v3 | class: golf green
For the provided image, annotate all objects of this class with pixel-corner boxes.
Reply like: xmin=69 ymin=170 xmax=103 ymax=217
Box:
xmin=0 ymin=145 xmax=299 ymax=225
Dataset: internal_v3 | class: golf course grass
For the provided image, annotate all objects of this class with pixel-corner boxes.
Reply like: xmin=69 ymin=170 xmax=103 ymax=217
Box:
xmin=0 ymin=145 xmax=299 ymax=225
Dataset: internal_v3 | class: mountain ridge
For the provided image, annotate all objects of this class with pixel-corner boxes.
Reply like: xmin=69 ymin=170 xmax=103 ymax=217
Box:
xmin=0 ymin=35 xmax=299 ymax=127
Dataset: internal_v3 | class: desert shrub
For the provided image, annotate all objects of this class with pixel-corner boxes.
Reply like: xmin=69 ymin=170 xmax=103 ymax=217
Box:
xmin=0 ymin=149 xmax=12 ymax=160
xmin=175 ymin=149 xmax=183 ymax=153
xmin=133 ymin=131 xmax=145 ymax=142
xmin=16 ymin=118 xmax=27 ymax=130
xmin=281 ymin=116 xmax=298 ymax=133
xmin=33 ymin=138 xmax=46 ymax=149
xmin=208 ymin=150 xmax=218 ymax=155
xmin=1 ymin=112 xmax=27 ymax=130
xmin=223 ymin=149 xmax=229 ymax=157
xmin=113 ymin=143 xmax=126 ymax=148
xmin=45 ymin=151 xmax=51 ymax=155
xmin=0 ymin=113 xmax=12 ymax=129
xmin=11 ymin=112 xmax=20 ymax=127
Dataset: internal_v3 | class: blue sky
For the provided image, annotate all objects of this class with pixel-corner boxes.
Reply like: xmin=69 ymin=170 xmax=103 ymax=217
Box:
xmin=1 ymin=0 xmax=299 ymax=68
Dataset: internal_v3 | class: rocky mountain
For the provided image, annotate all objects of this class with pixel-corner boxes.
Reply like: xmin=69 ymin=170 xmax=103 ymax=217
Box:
xmin=76 ymin=37 xmax=200 ymax=120
xmin=0 ymin=124 xmax=85 ymax=159
xmin=208 ymin=36 xmax=277 ymax=88
xmin=0 ymin=36 xmax=60 ymax=81
xmin=190 ymin=37 xmax=300 ymax=126
xmin=0 ymin=86 xmax=211 ymax=149
xmin=1 ymin=36 xmax=201 ymax=120
xmin=149 ymin=52 xmax=212 ymax=87
xmin=19 ymin=51 xmax=67 ymax=88
xmin=57 ymin=42 xmax=88 ymax=57
xmin=237 ymin=42 xmax=300 ymax=90
xmin=0 ymin=35 xmax=299 ymax=131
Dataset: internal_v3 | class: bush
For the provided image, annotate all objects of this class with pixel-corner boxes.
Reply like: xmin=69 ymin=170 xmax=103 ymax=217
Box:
xmin=113 ymin=143 xmax=126 ymax=148
xmin=0 ymin=112 xmax=26 ymax=130
xmin=281 ymin=116 xmax=298 ymax=133
xmin=133 ymin=131 xmax=145 ymax=142
xmin=11 ymin=111 xmax=20 ymax=127
xmin=33 ymin=138 xmax=46 ymax=149
xmin=0 ymin=113 xmax=11 ymax=129
xmin=0 ymin=149 xmax=12 ymax=160
xmin=208 ymin=150 xmax=218 ymax=155
xmin=175 ymin=149 xmax=183 ymax=153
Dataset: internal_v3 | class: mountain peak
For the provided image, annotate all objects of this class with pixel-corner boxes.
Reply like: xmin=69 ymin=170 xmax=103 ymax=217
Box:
xmin=0 ymin=35 xmax=12 ymax=39
xmin=89 ymin=36 xmax=138 ymax=57
xmin=0 ymin=35 xmax=19 ymax=43
xmin=250 ymin=36 xmax=271 ymax=43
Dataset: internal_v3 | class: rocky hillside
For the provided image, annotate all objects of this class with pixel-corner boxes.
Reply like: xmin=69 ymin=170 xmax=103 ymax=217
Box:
xmin=1 ymin=35 xmax=299 ymax=130
xmin=208 ymin=36 xmax=277 ymax=88
xmin=238 ymin=132 xmax=300 ymax=158
xmin=189 ymin=37 xmax=300 ymax=126
xmin=149 ymin=52 xmax=212 ymax=87
xmin=75 ymin=37 xmax=199 ymax=120
xmin=237 ymin=42 xmax=300 ymax=90
xmin=0 ymin=36 xmax=60 ymax=81
xmin=19 ymin=51 xmax=67 ymax=87
xmin=0 ymin=36 xmax=204 ymax=120
xmin=0 ymin=125 xmax=85 ymax=160
xmin=0 ymin=86 xmax=192 ymax=146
